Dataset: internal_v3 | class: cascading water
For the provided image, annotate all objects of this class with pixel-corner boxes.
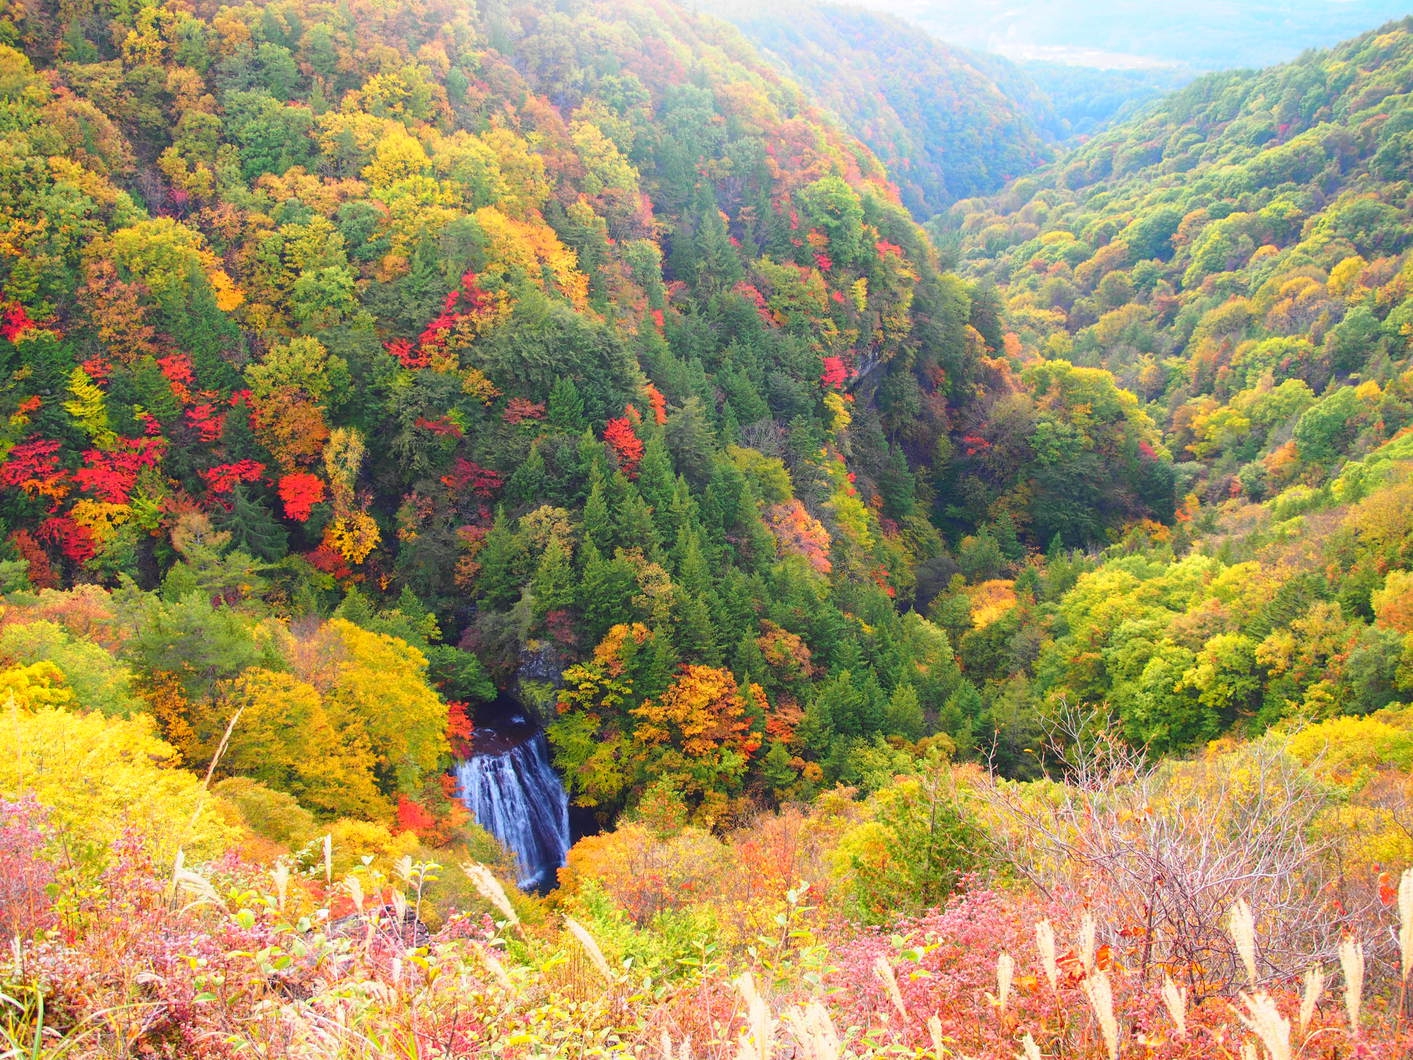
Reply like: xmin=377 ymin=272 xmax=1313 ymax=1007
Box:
xmin=453 ymin=706 xmax=571 ymax=892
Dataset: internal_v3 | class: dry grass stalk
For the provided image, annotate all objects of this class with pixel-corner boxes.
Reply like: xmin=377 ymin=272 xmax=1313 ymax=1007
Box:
xmin=1236 ymin=991 xmax=1290 ymax=1060
xmin=1400 ymin=868 xmax=1413 ymax=981
xmin=928 ymin=1014 xmax=945 ymax=1058
xmin=1079 ymin=913 xmax=1098 ymax=974
xmin=170 ymin=849 xmax=224 ymax=911
xmin=1229 ymin=899 xmax=1258 ymax=986
xmin=1298 ymin=965 xmax=1324 ymax=1035
xmin=564 ymin=916 xmax=614 ymax=981
xmin=271 ymin=860 xmax=290 ymax=911
xmin=873 ymin=955 xmax=908 ymax=1020
xmin=1161 ymin=973 xmax=1187 ymax=1038
xmin=734 ymin=972 xmax=774 ymax=1060
xmin=1339 ymin=936 xmax=1364 ymax=1032
xmin=185 ymin=704 xmax=244 ymax=837
xmin=995 ymin=952 xmax=1015 ymax=1013
xmin=660 ymin=1030 xmax=692 ymax=1060
xmin=461 ymin=862 xmax=518 ymax=926
xmin=343 ymin=872 xmax=365 ymax=913
xmin=783 ymin=1001 xmax=841 ymax=1060
xmin=1018 ymin=1032 xmax=1042 ymax=1060
xmin=1035 ymin=920 xmax=1059 ymax=991
xmin=475 ymin=945 xmax=514 ymax=991
xmin=1082 ymin=969 xmax=1119 ymax=1060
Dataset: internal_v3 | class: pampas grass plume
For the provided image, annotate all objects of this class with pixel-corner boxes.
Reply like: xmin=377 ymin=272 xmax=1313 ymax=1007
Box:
xmin=462 ymin=862 xmax=519 ymax=927
xmin=1340 ymin=935 xmax=1364 ymax=1033
xmin=1237 ymin=991 xmax=1290 ymax=1060
xmin=565 ymin=916 xmax=614 ymax=981
xmin=1035 ymin=920 xmax=1059 ymax=991
xmin=1162 ymin=973 xmax=1187 ymax=1038
xmin=1299 ymin=965 xmax=1324 ymax=1035
xmin=873 ymin=955 xmax=908 ymax=1020
xmin=1229 ymin=898 xmax=1257 ymax=986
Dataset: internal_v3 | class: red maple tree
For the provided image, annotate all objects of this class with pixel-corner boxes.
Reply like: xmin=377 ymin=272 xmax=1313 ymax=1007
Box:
xmin=603 ymin=416 xmax=644 ymax=477
xmin=277 ymin=471 xmax=326 ymax=522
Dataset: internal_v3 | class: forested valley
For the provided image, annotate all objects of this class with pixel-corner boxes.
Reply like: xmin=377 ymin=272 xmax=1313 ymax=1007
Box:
xmin=3 ymin=0 xmax=1413 ymax=1055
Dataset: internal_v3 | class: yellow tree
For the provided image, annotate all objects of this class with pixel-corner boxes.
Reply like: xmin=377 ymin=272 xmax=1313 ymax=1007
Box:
xmin=299 ymin=619 xmax=449 ymax=798
xmin=550 ymin=623 xmax=655 ymax=813
xmin=0 ymin=701 xmax=236 ymax=867
xmin=630 ymin=664 xmax=762 ymax=824
xmin=322 ymin=428 xmax=381 ymax=565
xmin=220 ymin=668 xmax=388 ymax=820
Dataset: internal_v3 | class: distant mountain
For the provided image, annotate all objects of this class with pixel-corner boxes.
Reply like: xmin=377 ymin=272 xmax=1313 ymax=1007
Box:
xmin=940 ymin=16 xmax=1413 ymax=502
xmin=1017 ymin=61 xmax=1192 ymax=139
xmin=849 ymin=0 xmax=1413 ymax=73
xmin=700 ymin=0 xmax=1058 ymax=216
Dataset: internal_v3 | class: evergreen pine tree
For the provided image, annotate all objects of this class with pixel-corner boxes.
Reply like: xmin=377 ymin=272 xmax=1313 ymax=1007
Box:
xmin=760 ymin=740 xmax=796 ymax=798
xmin=576 ymin=540 xmax=635 ymax=644
xmin=616 ymin=479 xmax=662 ymax=559
xmin=582 ymin=468 xmax=614 ymax=554
xmin=884 ymin=682 xmax=925 ymax=741
xmin=531 ymin=535 xmax=575 ymax=620
xmin=673 ymin=590 xmax=720 ymax=664
xmin=636 ymin=432 xmax=677 ymax=539
xmin=732 ymin=629 xmax=768 ymax=688
xmin=548 ymin=376 xmax=587 ymax=431
xmin=505 ymin=443 xmax=549 ymax=507
xmin=214 ymin=484 xmax=288 ymax=561
xmin=474 ymin=510 xmax=526 ymax=610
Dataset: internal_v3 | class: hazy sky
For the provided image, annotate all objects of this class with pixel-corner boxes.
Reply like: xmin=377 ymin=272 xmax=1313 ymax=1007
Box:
xmin=831 ymin=0 xmax=1413 ymax=69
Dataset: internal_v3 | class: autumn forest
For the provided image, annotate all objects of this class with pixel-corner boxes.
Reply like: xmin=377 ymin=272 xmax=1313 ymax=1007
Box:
xmin=3 ymin=0 xmax=1413 ymax=1056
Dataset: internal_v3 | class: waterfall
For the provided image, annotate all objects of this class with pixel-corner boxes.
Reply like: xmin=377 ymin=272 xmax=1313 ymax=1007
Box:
xmin=454 ymin=732 xmax=571 ymax=892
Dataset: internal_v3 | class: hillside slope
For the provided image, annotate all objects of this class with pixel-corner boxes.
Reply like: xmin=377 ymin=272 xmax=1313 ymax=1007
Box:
xmin=942 ymin=17 xmax=1413 ymax=499
xmin=701 ymin=0 xmax=1057 ymax=216
xmin=914 ymin=19 xmax=1413 ymax=760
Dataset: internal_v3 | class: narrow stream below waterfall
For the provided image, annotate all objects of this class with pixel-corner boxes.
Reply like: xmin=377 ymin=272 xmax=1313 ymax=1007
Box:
xmin=452 ymin=699 xmax=571 ymax=893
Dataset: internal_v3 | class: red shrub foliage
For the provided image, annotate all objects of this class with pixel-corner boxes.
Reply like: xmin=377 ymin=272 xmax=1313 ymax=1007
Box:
xmin=10 ymin=529 xmax=58 ymax=588
xmin=603 ymin=416 xmax=644 ymax=477
xmin=80 ymin=355 xmax=112 ymax=383
xmin=156 ymin=352 xmax=196 ymax=402
xmin=503 ymin=397 xmax=546 ymax=425
xmin=185 ymin=403 xmax=226 ymax=442
xmin=385 ymin=337 xmax=430 ymax=369
xmin=277 ymin=471 xmax=326 ymax=522
xmin=200 ymin=460 xmax=266 ymax=494
xmin=1 ymin=303 xmax=35 ymax=341
xmin=440 ymin=457 xmax=504 ymax=497
xmin=73 ymin=437 xmax=166 ymax=503
xmin=36 ymin=515 xmax=95 ymax=563
xmin=413 ymin=415 xmax=464 ymax=438
xmin=645 ymin=384 xmax=668 ymax=426
xmin=1 ymin=437 xmax=68 ymax=498
xmin=394 ymin=795 xmax=439 ymax=837
xmin=446 ymin=699 xmax=475 ymax=758
xmin=304 ymin=542 xmax=351 ymax=578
